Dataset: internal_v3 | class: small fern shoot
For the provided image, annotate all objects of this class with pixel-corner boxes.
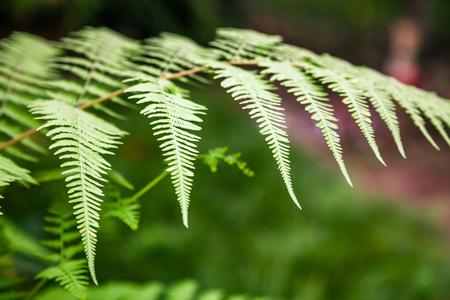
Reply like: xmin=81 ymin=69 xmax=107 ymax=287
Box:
xmin=30 ymin=100 xmax=127 ymax=284
xmin=126 ymin=79 xmax=206 ymax=227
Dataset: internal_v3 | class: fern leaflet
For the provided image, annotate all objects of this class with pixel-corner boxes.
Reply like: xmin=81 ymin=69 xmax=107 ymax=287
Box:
xmin=30 ymin=100 xmax=127 ymax=284
xmin=210 ymin=28 xmax=282 ymax=61
xmin=134 ymin=32 xmax=215 ymax=83
xmin=0 ymin=155 xmax=36 ymax=214
xmin=355 ymin=67 xmax=406 ymax=158
xmin=126 ymin=79 xmax=206 ymax=227
xmin=210 ymin=62 xmax=300 ymax=208
xmin=386 ymin=78 xmax=441 ymax=150
xmin=37 ymin=260 xmax=88 ymax=299
xmin=0 ymin=32 xmax=57 ymax=167
xmin=306 ymin=55 xmax=386 ymax=166
xmin=262 ymin=61 xmax=352 ymax=186
xmin=54 ymin=27 xmax=139 ymax=113
xmin=104 ymin=198 xmax=140 ymax=231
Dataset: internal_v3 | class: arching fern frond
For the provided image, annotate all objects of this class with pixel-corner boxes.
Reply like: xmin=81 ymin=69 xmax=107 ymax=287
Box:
xmin=133 ymin=32 xmax=216 ymax=83
xmin=210 ymin=28 xmax=282 ymax=61
xmin=209 ymin=62 xmax=300 ymax=208
xmin=354 ymin=67 xmax=406 ymax=158
xmin=0 ymin=155 xmax=36 ymax=214
xmin=305 ymin=55 xmax=386 ymax=166
xmin=261 ymin=61 xmax=352 ymax=186
xmin=54 ymin=27 xmax=140 ymax=111
xmin=0 ymin=32 xmax=58 ymax=161
xmin=30 ymin=100 xmax=127 ymax=284
xmin=386 ymin=77 xmax=442 ymax=150
xmin=126 ymin=79 xmax=206 ymax=227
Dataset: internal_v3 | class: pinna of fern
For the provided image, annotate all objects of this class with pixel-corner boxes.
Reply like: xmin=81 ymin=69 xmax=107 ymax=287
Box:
xmin=0 ymin=32 xmax=58 ymax=206
xmin=126 ymin=78 xmax=207 ymax=228
xmin=30 ymin=99 xmax=127 ymax=285
xmin=0 ymin=32 xmax=59 ymax=162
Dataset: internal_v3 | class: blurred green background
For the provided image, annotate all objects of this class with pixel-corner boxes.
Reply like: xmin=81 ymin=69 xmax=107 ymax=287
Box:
xmin=2 ymin=0 xmax=450 ymax=299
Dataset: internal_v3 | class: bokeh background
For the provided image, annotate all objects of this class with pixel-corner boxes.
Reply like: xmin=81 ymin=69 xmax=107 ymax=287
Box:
xmin=1 ymin=0 xmax=450 ymax=299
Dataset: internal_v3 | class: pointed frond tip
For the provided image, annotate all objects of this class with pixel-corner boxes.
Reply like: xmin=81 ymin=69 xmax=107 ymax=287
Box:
xmin=30 ymin=100 xmax=127 ymax=284
xmin=209 ymin=61 xmax=301 ymax=208
xmin=126 ymin=79 xmax=207 ymax=227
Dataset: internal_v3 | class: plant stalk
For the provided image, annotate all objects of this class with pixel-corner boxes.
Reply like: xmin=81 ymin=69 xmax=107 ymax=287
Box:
xmin=0 ymin=59 xmax=292 ymax=151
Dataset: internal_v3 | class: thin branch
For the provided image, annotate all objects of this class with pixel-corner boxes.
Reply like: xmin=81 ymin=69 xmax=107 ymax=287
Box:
xmin=0 ymin=126 xmax=39 ymax=151
xmin=0 ymin=59 xmax=301 ymax=151
xmin=160 ymin=66 xmax=207 ymax=80
xmin=76 ymin=87 xmax=126 ymax=110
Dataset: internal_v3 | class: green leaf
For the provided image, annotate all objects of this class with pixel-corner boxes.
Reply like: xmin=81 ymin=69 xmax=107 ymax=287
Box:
xmin=104 ymin=199 xmax=140 ymax=231
xmin=126 ymin=79 xmax=206 ymax=227
xmin=210 ymin=62 xmax=300 ymax=209
xmin=306 ymin=55 xmax=386 ymax=166
xmin=262 ymin=60 xmax=352 ymax=186
xmin=30 ymin=100 xmax=127 ymax=284
xmin=210 ymin=28 xmax=282 ymax=61
xmin=36 ymin=260 xmax=89 ymax=300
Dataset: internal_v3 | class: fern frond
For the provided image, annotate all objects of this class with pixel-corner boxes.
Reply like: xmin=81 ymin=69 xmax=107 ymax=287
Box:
xmin=406 ymin=88 xmax=450 ymax=147
xmin=306 ymin=55 xmax=386 ymax=166
xmin=384 ymin=78 xmax=440 ymax=150
xmin=272 ymin=43 xmax=321 ymax=63
xmin=210 ymin=28 xmax=282 ymax=61
xmin=354 ymin=67 xmax=406 ymax=157
xmin=262 ymin=61 xmax=352 ymax=186
xmin=54 ymin=27 xmax=140 ymax=108
xmin=30 ymin=100 xmax=127 ymax=284
xmin=37 ymin=260 xmax=89 ymax=299
xmin=210 ymin=62 xmax=300 ymax=208
xmin=134 ymin=32 xmax=216 ymax=83
xmin=0 ymin=155 xmax=36 ymax=213
xmin=1 ymin=218 xmax=50 ymax=259
xmin=126 ymin=79 xmax=206 ymax=227
xmin=0 ymin=32 xmax=58 ymax=165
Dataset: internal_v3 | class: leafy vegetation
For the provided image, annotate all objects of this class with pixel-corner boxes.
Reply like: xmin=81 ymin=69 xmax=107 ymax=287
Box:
xmin=0 ymin=27 xmax=449 ymax=298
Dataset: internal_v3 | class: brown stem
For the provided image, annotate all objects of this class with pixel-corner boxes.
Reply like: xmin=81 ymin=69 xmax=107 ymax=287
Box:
xmin=0 ymin=126 xmax=39 ymax=151
xmin=0 ymin=59 xmax=290 ymax=151
xmin=76 ymin=87 xmax=126 ymax=110
xmin=160 ymin=66 xmax=207 ymax=80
